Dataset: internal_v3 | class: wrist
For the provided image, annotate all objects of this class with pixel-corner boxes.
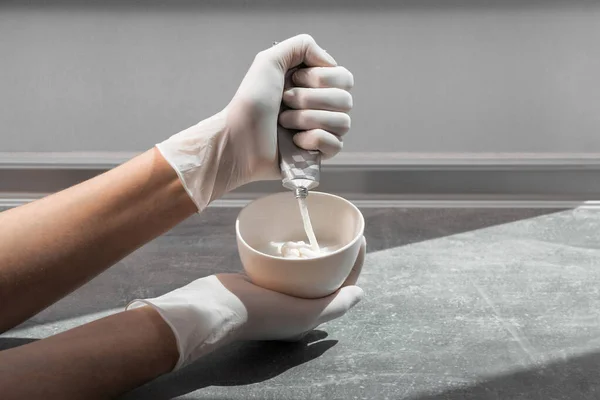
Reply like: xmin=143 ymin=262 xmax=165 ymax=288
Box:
xmin=126 ymin=276 xmax=247 ymax=369
xmin=156 ymin=111 xmax=232 ymax=212
xmin=151 ymin=147 xmax=198 ymax=213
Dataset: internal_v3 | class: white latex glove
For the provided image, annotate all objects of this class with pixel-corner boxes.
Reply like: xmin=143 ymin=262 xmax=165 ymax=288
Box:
xmin=156 ymin=34 xmax=354 ymax=211
xmin=127 ymin=237 xmax=366 ymax=370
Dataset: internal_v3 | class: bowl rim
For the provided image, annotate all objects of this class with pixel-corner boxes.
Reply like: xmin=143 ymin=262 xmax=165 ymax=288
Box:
xmin=235 ymin=191 xmax=365 ymax=262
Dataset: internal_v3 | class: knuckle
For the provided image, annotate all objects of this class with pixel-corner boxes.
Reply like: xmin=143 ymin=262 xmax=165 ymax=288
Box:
xmin=254 ymin=50 xmax=269 ymax=63
xmin=344 ymin=69 xmax=355 ymax=89
xmin=326 ymin=133 xmax=343 ymax=151
xmin=342 ymin=113 xmax=352 ymax=128
xmin=336 ymin=66 xmax=354 ymax=89
xmin=341 ymin=91 xmax=353 ymax=111
xmin=289 ymin=88 xmax=306 ymax=108
xmin=315 ymin=129 xmax=328 ymax=143
xmin=308 ymin=131 xmax=322 ymax=148
xmin=282 ymin=88 xmax=294 ymax=103
xmin=339 ymin=114 xmax=351 ymax=133
xmin=297 ymin=90 xmax=310 ymax=109
xmin=292 ymin=69 xmax=307 ymax=85
xmin=337 ymin=66 xmax=354 ymax=89
xmin=298 ymin=33 xmax=315 ymax=44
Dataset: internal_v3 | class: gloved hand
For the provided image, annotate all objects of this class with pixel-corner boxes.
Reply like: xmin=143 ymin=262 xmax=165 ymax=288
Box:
xmin=157 ymin=34 xmax=354 ymax=211
xmin=127 ymin=237 xmax=366 ymax=370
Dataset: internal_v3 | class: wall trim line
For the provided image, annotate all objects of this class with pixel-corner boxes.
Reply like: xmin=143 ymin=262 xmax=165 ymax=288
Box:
xmin=1 ymin=151 xmax=600 ymax=170
xmin=2 ymin=151 xmax=600 ymax=204
xmin=1 ymin=194 xmax=599 ymax=209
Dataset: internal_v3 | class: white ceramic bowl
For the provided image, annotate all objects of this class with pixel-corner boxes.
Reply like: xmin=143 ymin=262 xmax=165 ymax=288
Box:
xmin=236 ymin=191 xmax=364 ymax=298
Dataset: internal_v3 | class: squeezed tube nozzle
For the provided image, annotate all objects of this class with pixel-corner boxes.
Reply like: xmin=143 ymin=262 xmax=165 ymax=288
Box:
xmin=294 ymin=187 xmax=308 ymax=199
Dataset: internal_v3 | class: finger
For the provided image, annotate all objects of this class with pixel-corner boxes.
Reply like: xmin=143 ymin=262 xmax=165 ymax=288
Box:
xmin=283 ymin=87 xmax=353 ymax=112
xmin=342 ymin=236 xmax=366 ymax=287
xmin=293 ymin=66 xmax=354 ymax=90
xmin=292 ymin=129 xmax=343 ymax=159
xmin=316 ymin=285 xmax=365 ymax=325
xmin=266 ymin=34 xmax=337 ymax=70
xmin=279 ymin=109 xmax=351 ymax=136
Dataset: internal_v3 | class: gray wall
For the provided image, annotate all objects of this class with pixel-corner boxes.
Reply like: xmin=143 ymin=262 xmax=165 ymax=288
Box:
xmin=1 ymin=1 xmax=600 ymax=154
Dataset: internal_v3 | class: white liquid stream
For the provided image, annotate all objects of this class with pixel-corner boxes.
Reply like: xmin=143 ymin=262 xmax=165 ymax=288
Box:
xmin=297 ymin=197 xmax=320 ymax=253
xmin=265 ymin=195 xmax=331 ymax=259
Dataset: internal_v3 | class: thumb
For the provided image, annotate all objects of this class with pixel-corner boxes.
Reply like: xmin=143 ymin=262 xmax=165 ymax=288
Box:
xmin=316 ymin=285 xmax=365 ymax=325
xmin=268 ymin=34 xmax=337 ymax=70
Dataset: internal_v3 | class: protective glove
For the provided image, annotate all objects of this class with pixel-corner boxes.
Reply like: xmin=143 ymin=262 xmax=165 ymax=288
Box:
xmin=156 ymin=34 xmax=354 ymax=211
xmin=127 ymin=237 xmax=366 ymax=370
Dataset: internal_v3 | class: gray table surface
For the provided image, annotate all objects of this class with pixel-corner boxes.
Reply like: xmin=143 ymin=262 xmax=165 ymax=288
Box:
xmin=2 ymin=206 xmax=600 ymax=399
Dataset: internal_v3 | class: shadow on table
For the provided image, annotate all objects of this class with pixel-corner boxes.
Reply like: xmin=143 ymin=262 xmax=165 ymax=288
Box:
xmin=0 ymin=337 xmax=38 ymax=351
xmin=408 ymin=350 xmax=600 ymax=400
xmin=126 ymin=334 xmax=600 ymax=399
xmin=122 ymin=329 xmax=336 ymax=400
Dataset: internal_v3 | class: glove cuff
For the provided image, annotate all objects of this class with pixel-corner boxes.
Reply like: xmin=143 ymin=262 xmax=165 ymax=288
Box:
xmin=126 ymin=300 xmax=188 ymax=370
xmin=156 ymin=111 xmax=230 ymax=213
xmin=126 ymin=276 xmax=246 ymax=370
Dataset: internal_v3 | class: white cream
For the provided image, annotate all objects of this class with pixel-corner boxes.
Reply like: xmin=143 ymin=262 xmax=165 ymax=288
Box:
xmin=267 ymin=241 xmax=338 ymax=259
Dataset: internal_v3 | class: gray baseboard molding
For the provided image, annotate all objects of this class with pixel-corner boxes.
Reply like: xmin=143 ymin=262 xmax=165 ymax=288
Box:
xmin=1 ymin=151 xmax=600 ymax=208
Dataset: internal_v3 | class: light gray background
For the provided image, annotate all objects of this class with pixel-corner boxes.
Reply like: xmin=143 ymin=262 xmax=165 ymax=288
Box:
xmin=1 ymin=0 xmax=599 ymax=154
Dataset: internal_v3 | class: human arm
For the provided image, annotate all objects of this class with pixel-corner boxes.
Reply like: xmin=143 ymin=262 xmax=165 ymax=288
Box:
xmin=0 ymin=306 xmax=178 ymax=400
xmin=0 ymin=148 xmax=198 ymax=333
xmin=0 ymin=239 xmax=365 ymax=400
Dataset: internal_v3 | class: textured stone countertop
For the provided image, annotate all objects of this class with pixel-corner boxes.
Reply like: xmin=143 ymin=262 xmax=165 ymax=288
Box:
xmin=2 ymin=206 xmax=600 ymax=399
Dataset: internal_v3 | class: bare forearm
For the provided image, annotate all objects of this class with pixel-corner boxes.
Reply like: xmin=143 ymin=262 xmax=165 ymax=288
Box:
xmin=0 ymin=148 xmax=196 ymax=332
xmin=0 ymin=307 xmax=178 ymax=400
